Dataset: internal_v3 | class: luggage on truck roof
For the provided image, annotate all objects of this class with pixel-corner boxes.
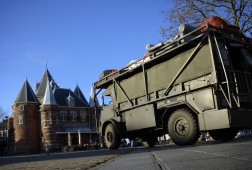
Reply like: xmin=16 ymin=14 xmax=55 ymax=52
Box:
xmin=99 ymin=69 xmax=117 ymax=79
xmin=198 ymin=16 xmax=240 ymax=32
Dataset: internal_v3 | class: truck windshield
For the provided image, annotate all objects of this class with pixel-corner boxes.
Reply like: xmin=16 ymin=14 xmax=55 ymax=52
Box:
xmin=102 ymin=95 xmax=112 ymax=106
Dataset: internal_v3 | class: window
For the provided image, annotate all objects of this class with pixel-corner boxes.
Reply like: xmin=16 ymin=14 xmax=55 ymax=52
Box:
xmin=70 ymin=111 xmax=77 ymax=121
xmin=80 ymin=111 xmax=87 ymax=121
xmin=18 ymin=115 xmax=23 ymax=124
xmin=60 ymin=111 xmax=67 ymax=121
xmin=102 ymin=95 xmax=112 ymax=106
xmin=19 ymin=105 xmax=24 ymax=111
xmin=69 ymin=99 xmax=75 ymax=107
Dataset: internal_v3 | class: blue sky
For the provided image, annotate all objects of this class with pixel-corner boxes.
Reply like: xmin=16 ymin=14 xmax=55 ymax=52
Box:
xmin=0 ymin=0 xmax=170 ymax=115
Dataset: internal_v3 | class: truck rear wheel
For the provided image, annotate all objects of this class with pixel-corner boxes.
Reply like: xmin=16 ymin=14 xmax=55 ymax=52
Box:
xmin=104 ymin=123 xmax=120 ymax=149
xmin=168 ymin=108 xmax=199 ymax=145
xmin=209 ymin=129 xmax=238 ymax=141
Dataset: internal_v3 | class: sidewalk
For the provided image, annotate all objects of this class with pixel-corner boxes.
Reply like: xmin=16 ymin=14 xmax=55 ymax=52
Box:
xmin=0 ymin=148 xmax=134 ymax=169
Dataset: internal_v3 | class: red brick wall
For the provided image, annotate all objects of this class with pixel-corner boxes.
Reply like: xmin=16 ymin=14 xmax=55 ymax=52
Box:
xmin=40 ymin=105 xmax=59 ymax=151
xmin=12 ymin=103 xmax=40 ymax=154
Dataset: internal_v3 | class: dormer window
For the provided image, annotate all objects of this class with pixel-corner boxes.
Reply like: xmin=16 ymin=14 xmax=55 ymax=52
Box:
xmin=66 ymin=93 xmax=75 ymax=107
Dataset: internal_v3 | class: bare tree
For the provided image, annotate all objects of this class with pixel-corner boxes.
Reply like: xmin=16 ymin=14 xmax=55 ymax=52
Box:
xmin=0 ymin=106 xmax=9 ymax=121
xmin=161 ymin=0 xmax=252 ymax=38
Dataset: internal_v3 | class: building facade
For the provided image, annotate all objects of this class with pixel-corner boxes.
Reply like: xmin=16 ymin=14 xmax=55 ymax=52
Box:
xmin=10 ymin=68 xmax=99 ymax=154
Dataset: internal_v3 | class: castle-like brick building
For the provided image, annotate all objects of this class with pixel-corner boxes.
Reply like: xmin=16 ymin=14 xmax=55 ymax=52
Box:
xmin=9 ymin=68 xmax=100 ymax=154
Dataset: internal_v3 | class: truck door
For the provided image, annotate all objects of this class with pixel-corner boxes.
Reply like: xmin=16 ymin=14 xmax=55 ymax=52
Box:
xmin=100 ymin=86 xmax=119 ymax=122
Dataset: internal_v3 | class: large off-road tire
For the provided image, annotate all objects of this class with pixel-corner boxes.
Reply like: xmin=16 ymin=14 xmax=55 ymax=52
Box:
xmin=142 ymin=134 xmax=157 ymax=147
xmin=104 ymin=123 xmax=120 ymax=149
xmin=209 ymin=129 xmax=238 ymax=141
xmin=168 ymin=108 xmax=199 ymax=146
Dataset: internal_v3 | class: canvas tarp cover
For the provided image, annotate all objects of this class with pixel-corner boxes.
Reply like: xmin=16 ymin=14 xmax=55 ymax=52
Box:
xmin=106 ymin=44 xmax=213 ymax=103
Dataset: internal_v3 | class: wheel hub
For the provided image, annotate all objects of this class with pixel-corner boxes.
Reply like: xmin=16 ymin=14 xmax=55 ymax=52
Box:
xmin=178 ymin=124 xmax=185 ymax=131
xmin=107 ymin=131 xmax=113 ymax=142
xmin=175 ymin=119 xmax=189 ymax=136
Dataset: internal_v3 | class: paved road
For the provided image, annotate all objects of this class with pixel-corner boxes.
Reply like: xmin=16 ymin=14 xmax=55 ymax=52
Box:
xmin=100 ymin=139 xmax=252 ymax=170
xmin=1 ymin=139 xmax=252 ymax=169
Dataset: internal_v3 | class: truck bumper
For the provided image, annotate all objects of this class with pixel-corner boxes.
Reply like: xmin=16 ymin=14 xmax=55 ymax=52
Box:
xmin=201 ymin=109 xmax=252 ymax=131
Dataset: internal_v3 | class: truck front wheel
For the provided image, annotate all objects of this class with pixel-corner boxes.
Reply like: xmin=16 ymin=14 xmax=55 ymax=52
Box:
xmin=104 ymin=123 xmax=120 ymax=149
xmin=168 ymin=109 xmax=199 ymax=145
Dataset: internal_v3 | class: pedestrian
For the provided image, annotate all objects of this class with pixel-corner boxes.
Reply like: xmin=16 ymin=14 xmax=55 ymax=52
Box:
xmin=100 ymin=142 xmax=103 ymax=149
xmin=200 ymin=133 xmax=206 ymax=141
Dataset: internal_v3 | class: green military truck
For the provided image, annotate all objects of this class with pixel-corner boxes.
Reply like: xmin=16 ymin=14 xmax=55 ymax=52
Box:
xmin=93 ymin=17 xmax=252 ymax=149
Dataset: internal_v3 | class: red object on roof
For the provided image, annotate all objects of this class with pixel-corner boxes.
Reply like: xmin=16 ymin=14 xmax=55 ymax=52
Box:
xmin=198 ymin=16 xmax=240 ymax=32
xmin=199 ymin=16 xmax=228 ymax=28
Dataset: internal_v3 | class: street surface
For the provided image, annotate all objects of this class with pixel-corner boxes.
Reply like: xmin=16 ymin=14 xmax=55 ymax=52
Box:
xmin=101 ymin=139 xmax=252 ymax=170
xmin=0 ymin=138 xmax=252 ymax=169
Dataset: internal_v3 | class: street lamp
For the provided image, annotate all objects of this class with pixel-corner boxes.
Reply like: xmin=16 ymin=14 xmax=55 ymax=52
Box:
xmin=5 ymin=116 xmax=8 ymax=143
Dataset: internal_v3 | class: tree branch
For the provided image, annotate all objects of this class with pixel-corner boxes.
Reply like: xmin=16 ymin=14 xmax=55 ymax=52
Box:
xmin=161 ymin=0 xmax=252 ymax=38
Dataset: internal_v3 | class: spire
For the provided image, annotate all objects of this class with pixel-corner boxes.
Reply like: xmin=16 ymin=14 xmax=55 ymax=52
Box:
xmin=74 ymin=84 xmax=89 ymax=106
xmin=89 ymin=85 xmax=99 ymax=107
xmin=35 ymin=68 xmax=59 ymax=98
xmin=14 ymin=79 xmax=39 ymax=103
xmin=42 ymin=78 xmax=57 ymax=105
xmin=45 ymin=59 xmax=48 ymax=69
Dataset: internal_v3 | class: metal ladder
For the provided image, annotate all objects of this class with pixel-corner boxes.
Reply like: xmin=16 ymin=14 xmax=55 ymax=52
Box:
xmin=213 ymin=32 xmax=240 ymax=108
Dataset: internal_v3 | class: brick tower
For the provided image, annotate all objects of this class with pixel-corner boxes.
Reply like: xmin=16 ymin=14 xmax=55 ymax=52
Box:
xmin=40 ymin=79 xmax=59 ymax=151
xmin=12 ymin=79 xmax=40 ymax=154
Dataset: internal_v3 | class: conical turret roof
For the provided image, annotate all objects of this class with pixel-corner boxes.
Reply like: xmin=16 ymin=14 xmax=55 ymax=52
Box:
xmin=42 ymin=79 xmax=57 ymax=105
xmin=35 ymin=68 xmax=58 ymax=98
xmin=74 ymin=84 xmax=89 ymax=106
xmin=14 ymin=79 xmax=39 ymax=103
